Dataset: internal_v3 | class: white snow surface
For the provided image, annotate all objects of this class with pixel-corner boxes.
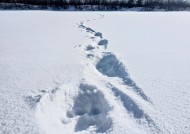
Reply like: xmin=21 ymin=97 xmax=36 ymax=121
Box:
xmin=0 ymin=11 xmax=190 ymax=134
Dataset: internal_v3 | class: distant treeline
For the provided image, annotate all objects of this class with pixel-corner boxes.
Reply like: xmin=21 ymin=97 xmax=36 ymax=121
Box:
xmin=0 ymin=0 xmax=190 ymax=10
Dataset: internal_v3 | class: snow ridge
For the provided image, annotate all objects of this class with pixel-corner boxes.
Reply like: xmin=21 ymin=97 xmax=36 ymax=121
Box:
xmin=33 ymin=14 xmax=163 ymax=134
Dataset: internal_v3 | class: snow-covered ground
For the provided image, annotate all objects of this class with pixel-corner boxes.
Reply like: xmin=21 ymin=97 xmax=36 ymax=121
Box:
xmin=0 ymin=11 xmax=190 ymax=134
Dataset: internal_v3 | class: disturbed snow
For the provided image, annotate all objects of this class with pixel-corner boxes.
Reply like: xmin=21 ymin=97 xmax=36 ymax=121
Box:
xmin=0 ymin=12 xmax=190 ymax=134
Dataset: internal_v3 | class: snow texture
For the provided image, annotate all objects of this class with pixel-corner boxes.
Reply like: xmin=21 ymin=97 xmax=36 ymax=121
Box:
xmin=0 ymin=11 xmax=190 ymax=134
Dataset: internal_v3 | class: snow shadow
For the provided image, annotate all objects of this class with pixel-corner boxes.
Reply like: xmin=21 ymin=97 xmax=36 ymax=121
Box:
xmin=24 ymin=95 xmax=42 ymax=108
xmin=95 ymin=32 xmax=103 ymax=38
xmin=86 ymin=45 xmax=95 ymax=51
xmin=86 ymin=27 xmax=96 ymax=33
xmin=78 ymin=23 xmax=95 ymax=34
xmin=67 ymin=83 xmax=112 ymax=133
xmin=96 ymin=53 xmax=150 ymax=101
xmin=78 ymin=23 xmax=103 ymax=39
xmin=86 ymin=54 xmax=94 ymax=58
xmin=98 ymin=39 xmax=108 ymax=49
xmin=111 ymin=86 xmax=159 ymax=132
xmin=111 ymin=87 xmax=151 ymax=120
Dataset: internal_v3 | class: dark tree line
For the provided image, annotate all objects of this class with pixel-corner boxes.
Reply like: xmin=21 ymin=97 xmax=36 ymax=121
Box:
xmin=0 ymin=0 xmax=190 ymax=10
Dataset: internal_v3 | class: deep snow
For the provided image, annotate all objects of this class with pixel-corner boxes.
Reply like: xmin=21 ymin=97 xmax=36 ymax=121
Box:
xmin=0 ymin=11 xmax=190 ymax=134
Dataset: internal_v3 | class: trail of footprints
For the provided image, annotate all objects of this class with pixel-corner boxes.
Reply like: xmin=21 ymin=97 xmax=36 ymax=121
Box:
xmin=77 ymin=16 xmax=151 ymax=102
xmin=75 ymin=17 xmax=159 ymax=132
xmin=26 ymin=14 xmax=161 ymax=133
xmin=66 ymin=84 xmax=112 ymax=133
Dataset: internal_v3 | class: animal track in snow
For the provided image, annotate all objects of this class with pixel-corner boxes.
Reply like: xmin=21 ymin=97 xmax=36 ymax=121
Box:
xmin=78 ymin=22 xmax=108 ymax=50
xmin=67 ymin=84 xmax=112 ymax=133
xmin=75 ymin=15 xmax=160 ymax=133
xmin=78 ymin=23 xmax=95 ymax=34
xmin=96 ymin=53 xmax=150 ymax=102
xmin=110 ymin=86 xmax=160 ymax=133
xmin=95 ymin=32 xmax=103 ymax=38
xmin=98 ymin=39 xmax=108 ymax=49
xmin=110 ymin=86 xmax=154 ymax=124
xmin=24 ymin=95 xmax=42 ymax=108
xmin=86 ymin=45 xmax=95 ymax=51
xmin=35 ymin=14 xmax=159 ymax=134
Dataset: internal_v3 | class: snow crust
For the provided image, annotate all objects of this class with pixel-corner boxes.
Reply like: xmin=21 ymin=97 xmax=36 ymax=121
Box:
xmin=0 ymin=11 xmax=190 ymax=134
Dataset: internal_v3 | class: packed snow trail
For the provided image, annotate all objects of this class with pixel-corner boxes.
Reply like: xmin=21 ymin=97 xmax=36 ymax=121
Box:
xmin=34 ymin=14 xmax=170 ymax=134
